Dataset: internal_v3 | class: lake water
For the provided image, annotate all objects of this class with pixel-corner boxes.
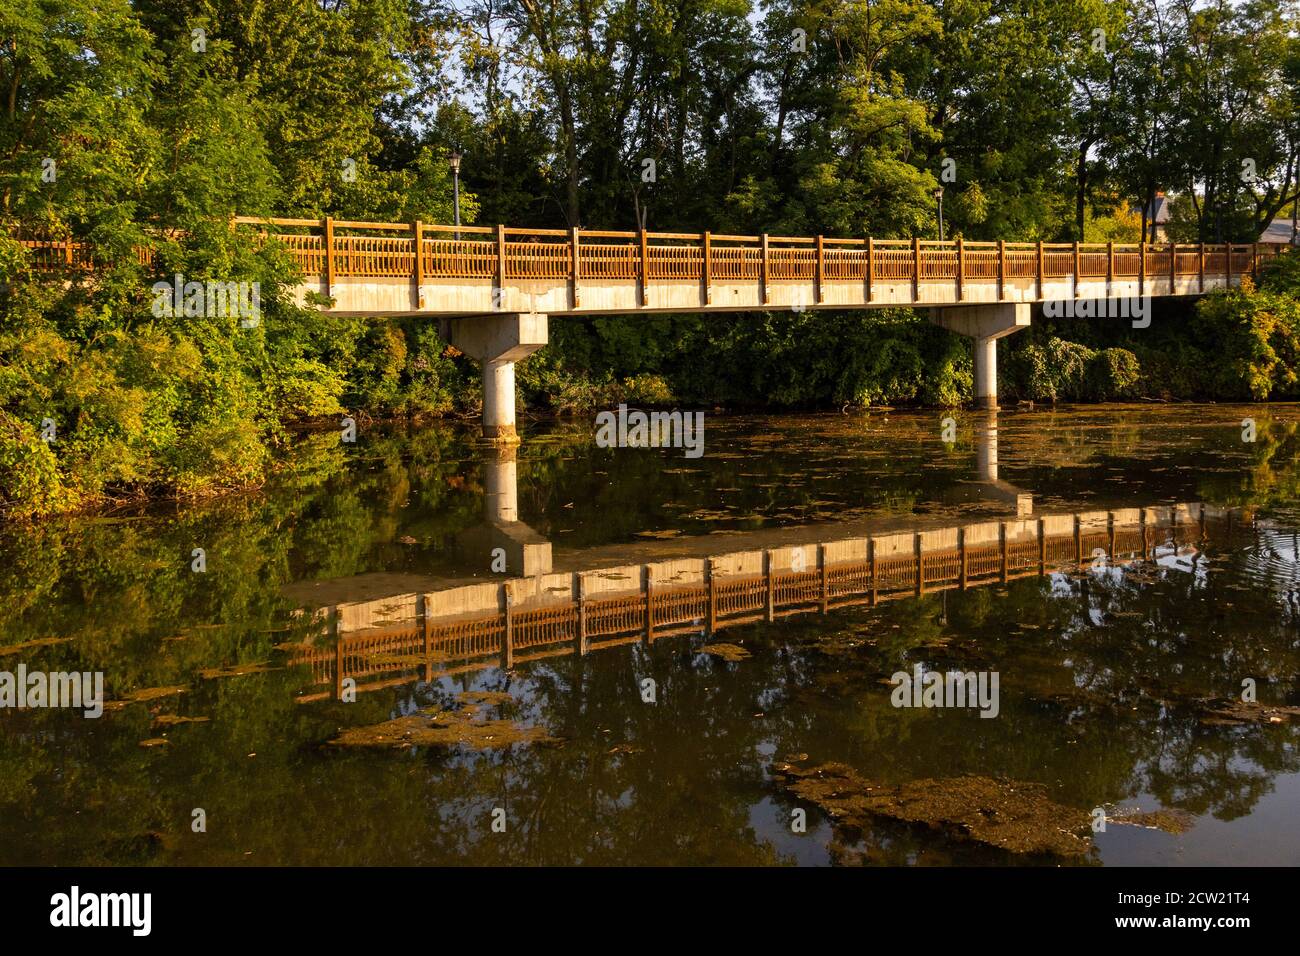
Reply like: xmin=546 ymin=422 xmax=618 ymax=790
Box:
xmin=2 ymin=404 xmax=1299 ymax=865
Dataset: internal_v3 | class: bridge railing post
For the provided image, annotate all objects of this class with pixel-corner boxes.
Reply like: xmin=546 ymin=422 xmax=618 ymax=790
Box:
xmin=997 ymin=239 xmax=1005 ymax=300
xmin=496 ymin=223 xmax=507 ymax=297
xmin=1072 ymin=240 xmax=1080 ymax=298
xmin=1035 ymin=240 xmax=1044 ymax=299
xmin=1106 ymin=240 xmax=1113 ymax=292
xmin=1199 ymin=242 xmax=1205 ymax=292
xmin=324 ymin=217 xmax=335 ymax=291
xmin=815 ymin=234 xmax=824 ymax=304
xmin=1138 ymin=239 xmax=1146 ymax=299
xmin=866 ymin=237 xmax=874 ymax=303
xmin=703 ymin=231 xmax=712 ymax=305
xmin=639 ymin=228 xmax=649 ymax=306
xmin=413 ymin=219 xmax=423 ymax=308
xmin=644 ymin=565 xmax=655 ymax=646
xmin=501 ymin=581 xmax=514 ymax=670
xmin=956 ymin=235 xmax=964 ymax=301
xmin=911 ymin=236 xmax=920 ymax=302
xmin=571 ymin=226 xmax=581 ymax=308
xmin=1226 ymin=241 xmax=1233 ymax=288
xmin=761 ymin=233 xmax=770 ymax=305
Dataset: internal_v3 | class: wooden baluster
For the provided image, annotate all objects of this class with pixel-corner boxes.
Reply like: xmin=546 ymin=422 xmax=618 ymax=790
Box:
xmin=1106 ymin=240 xmax=1114 ymax=293
xmin=761 ymin=233 xmax=770 ymax=305
xmin=1226 ymin=242 xmax=1233 ymax=288
xmin=1199 ymin=242 xmax=1205 ymax=292
xmin=1169 ymin=241 xmax=1176 ymax=290
xmin=1072 ymin=240 xmax=1080 ymax=299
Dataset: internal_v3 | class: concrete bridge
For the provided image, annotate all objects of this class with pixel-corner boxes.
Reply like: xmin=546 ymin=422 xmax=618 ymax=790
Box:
xmin=21 ymin=221 xmax=1291 ymax=436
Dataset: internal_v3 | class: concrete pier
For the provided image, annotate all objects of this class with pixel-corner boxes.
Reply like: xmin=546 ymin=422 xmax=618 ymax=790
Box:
xmin=930 ymin=303 xmax=1031 ymax=409
xmin=440 ymin=312 xmax=548 ymax=443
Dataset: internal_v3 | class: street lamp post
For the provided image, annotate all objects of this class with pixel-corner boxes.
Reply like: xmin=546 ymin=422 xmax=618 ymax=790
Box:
xmin=933 ymin=186 xmax=945 ymax=242
xmin=449 ymin=150 xmax=462 ymax=241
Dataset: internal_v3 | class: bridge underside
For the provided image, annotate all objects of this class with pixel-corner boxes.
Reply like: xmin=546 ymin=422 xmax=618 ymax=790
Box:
xmin=306 ymin=265 xmax=1253 ymax=441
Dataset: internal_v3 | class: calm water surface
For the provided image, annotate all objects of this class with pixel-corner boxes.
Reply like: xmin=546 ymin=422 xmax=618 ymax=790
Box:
xmin=2 ymin=404 xmax=1299 ymax=865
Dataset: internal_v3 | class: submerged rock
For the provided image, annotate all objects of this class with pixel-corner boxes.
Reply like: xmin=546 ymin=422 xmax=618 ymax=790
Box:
xmin=773 ymin=761 xmax=1093 ymax=858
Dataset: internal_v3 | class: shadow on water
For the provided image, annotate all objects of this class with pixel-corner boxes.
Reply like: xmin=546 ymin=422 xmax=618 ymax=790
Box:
xmin=2 ymin=404 xmax=1300 ymax=865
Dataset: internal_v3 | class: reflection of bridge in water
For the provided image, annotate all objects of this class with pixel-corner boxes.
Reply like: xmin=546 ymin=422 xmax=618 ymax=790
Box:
xmin=287 ymin=495 xmax=1248 ymax=702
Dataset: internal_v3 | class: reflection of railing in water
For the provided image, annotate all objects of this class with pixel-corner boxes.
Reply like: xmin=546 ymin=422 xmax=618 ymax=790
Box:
xmin=287 ymin=503 xmax=1245 ymax=701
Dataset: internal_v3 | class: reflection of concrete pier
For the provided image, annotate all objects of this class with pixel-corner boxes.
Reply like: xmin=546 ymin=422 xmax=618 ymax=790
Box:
xmin=290 ymin=502 xmax=1244 ymax=701
xmin=964 ymin=411 xmax=1032 ymax=515
xmin=456 ymin=446 xmax=552 ymax=577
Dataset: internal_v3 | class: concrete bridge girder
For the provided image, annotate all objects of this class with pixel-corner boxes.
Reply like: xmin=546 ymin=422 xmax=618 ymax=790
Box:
xmin=440 ymin=313 xmax=549 ymax=443
xmin=930 ymin=303 xmax=1032 ymax=410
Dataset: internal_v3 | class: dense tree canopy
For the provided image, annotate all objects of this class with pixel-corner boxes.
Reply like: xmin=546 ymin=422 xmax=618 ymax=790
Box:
xmin=0 ymin=0 xmax=1297 ymax=516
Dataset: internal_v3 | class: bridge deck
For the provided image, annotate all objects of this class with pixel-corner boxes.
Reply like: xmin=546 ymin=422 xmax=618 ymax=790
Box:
xmin=20 ymin=219 xmax=1290 ymax=317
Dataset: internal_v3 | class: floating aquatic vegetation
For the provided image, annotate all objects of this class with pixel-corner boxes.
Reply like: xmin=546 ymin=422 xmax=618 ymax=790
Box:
xmin=700 ymin=643 xmax=751 ymax=662
xmin=329 ymin=707 xmax=560 ymax=751
xmin=773 ymin=760 xmax=1093 ymax=858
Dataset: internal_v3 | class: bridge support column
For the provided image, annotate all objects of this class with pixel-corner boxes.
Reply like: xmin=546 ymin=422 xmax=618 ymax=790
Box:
xmin=440 ymin=313 xmax=548 ymax=443
xmin=929 ymin=303 xmax=1030 ymax=409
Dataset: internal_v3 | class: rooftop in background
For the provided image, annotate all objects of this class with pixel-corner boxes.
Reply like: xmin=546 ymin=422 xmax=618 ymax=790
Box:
xmin=1260 ymin=216 xmax=1299 ymax=245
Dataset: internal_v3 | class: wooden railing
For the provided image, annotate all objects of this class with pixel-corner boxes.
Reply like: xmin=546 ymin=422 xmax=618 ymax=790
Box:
xmin=286 ymin=502 xmax=1241 ymax=700
xmin=17 ymin=217 xmax=1291 ymax=299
